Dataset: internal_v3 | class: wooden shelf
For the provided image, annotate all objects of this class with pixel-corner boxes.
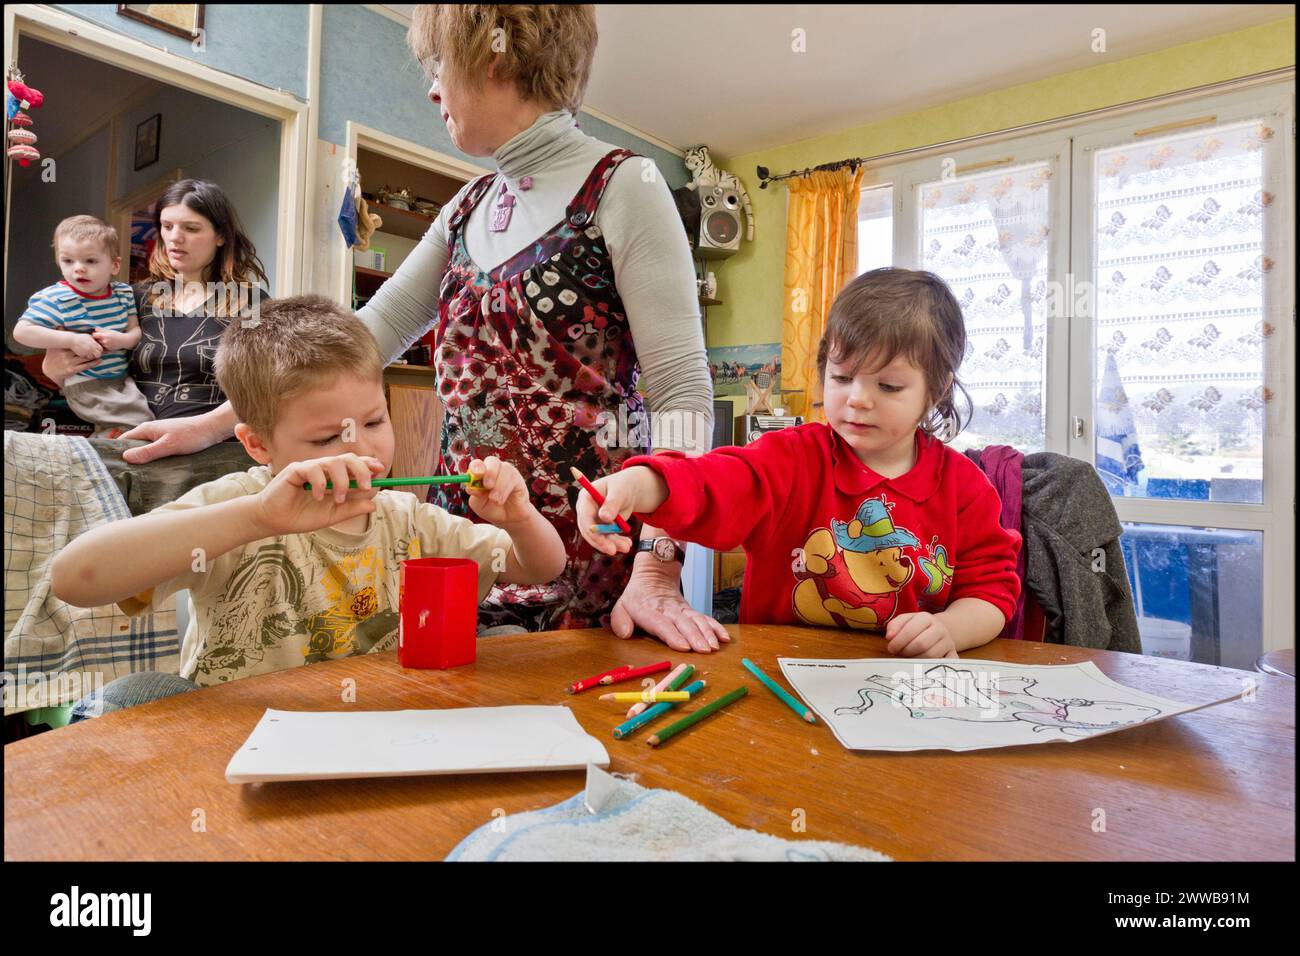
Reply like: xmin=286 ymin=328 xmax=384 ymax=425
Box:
xmin=384 ymin=363 xmax=437 ymax=379
xmin=355 ymin=265 xmax=392 ymax=279
xmin=365 ymin=200 xmax=439 ymax=242
xmin=699 ymin=296 xmax=722 ymax=306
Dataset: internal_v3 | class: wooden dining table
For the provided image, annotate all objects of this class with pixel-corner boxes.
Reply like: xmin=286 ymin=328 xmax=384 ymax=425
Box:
xmin=4 ymin=624 xmax=1294 ymax=861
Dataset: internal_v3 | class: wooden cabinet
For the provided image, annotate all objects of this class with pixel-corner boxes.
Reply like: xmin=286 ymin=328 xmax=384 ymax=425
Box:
xmin=384 ymin=365 xmax=442 ymax=500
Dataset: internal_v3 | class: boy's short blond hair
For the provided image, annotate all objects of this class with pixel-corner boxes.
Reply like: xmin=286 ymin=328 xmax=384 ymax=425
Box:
xmin=215 ymin=294 xmax=386 ymax=438
xmin=409 ymin=4 xmax=597 ymax=114
xmin=53 ymin=215 xmax=119 ymax=260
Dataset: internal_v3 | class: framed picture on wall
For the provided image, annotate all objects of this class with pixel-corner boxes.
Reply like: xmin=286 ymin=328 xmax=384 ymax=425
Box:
xmin=134 ymin=113 xmax=161 ymax=171
xmin=116 ymin=5 xmax=205 ymax=41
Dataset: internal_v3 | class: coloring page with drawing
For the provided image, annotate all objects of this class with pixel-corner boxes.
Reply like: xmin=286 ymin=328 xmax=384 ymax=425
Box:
xmin=777 ymin=658 xmax=1242 ymax=752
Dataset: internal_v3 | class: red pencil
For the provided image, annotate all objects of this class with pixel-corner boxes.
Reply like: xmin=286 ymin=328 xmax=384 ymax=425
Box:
xmin=568 ymin=664 xmax=633 ymax=694
xmin=600 ymin=660 xmax=672 ymax=686
xmin=570 ymin=467 xmax=633 ymax=534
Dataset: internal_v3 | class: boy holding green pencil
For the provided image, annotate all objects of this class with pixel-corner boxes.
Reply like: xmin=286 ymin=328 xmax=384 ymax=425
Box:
xmin=53 ymin=295 xmax=565 ymax=691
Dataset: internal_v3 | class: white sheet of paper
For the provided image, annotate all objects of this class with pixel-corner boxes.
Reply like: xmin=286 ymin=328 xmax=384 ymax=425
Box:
xmin=777 ymin=658 xmax=1241 ymax=752
xmin=225 ymin=706 xmax=610 ymax=783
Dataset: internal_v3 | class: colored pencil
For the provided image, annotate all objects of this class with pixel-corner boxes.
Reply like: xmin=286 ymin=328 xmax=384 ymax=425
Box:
xmin=613 ymin=678 xmax=705 ymax=739
xmin=570 ymin=467 xmax=632 ymax=534
xmin=592 ymin=523 xmax=624 ymax=534
xmin=567 ymin=664 xmax=633 ymax=695
xmin=304 ymin=474 xmax=483 ymax=490
xmin=742 ymin=657 xmax=817 ymax=724
xmin=600 ymin=660 xmax=672 ymax=685
xmin=599 ymin=691 xmax=691 ymax=703
xmin=646 ymin=686 xmax=748 ymax=747
xmin=627 ymin=662 xmax=690 ymax=718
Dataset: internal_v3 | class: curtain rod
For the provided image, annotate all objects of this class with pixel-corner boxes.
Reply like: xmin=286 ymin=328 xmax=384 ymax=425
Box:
xmin=755 ymin=65 xmax=1294 ymax=188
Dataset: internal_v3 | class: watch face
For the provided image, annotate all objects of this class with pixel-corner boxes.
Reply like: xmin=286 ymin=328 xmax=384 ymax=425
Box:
xmin=653 ymin=538 xmax=676 ymax=561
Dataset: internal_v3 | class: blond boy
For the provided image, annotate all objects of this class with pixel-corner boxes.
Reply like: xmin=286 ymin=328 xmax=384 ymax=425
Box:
xmin=53 ymin=294 xmax=565 ymax=687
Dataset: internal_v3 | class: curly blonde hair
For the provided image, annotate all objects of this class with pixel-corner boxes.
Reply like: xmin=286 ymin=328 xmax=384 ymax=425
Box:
xmin=408 ymin=4 xmax=597 ymax=114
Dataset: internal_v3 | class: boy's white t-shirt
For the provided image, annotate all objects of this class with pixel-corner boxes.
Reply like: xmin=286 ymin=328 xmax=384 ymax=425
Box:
xmin=119 ymin=466 xmax=512 ymax=686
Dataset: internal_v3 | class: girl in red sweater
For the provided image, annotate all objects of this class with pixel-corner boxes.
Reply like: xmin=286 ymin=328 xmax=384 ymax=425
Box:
xmin=577 ymin=268 xmax=1021 ymax=658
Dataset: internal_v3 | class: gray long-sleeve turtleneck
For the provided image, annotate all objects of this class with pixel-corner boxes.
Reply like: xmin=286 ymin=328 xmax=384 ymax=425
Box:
xmin=358 ymin=110 xmax=713 ymax=452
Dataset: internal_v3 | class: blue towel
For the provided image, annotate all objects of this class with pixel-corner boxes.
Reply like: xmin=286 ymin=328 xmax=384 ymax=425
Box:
xmin=447 ymin=765 xmax=891 ymax=862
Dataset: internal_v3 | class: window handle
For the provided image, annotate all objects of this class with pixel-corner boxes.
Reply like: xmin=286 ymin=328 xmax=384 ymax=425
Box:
xmin=1072 ymin=416 xmax=1086 ymax=439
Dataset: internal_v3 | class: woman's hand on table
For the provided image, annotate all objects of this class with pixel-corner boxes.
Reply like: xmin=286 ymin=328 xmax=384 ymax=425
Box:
xmin=610 ymin=555 xmax=731 ymax=654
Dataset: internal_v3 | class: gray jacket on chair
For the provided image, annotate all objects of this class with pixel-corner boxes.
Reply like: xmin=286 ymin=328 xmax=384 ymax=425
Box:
xmin=1021 ymin=452 xmax=1142 ymax=653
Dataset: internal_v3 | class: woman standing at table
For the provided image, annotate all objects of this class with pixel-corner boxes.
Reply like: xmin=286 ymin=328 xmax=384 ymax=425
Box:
xmin=40 ymin=179 xmax=269 ymax=439
xmin=103 ymin=6 xmax=727 ymax=653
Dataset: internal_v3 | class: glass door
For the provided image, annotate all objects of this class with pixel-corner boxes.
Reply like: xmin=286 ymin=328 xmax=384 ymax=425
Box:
xmin=891 ymin=132 xmax=1072 ymax=455
xmin=1069 ymin=87 xmax=1294 ymax=666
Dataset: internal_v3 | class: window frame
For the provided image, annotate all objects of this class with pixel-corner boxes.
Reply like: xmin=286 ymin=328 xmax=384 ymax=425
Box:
xmin=853 ymin=79 xmax=1295 ymax=653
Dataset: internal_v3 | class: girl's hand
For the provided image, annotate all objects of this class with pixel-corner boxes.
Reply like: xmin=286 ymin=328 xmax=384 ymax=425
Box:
xmin=885 ymin=612 xmax=959 ymax=659
xmin=464 ymin=456 xmax=534 ymax=526
xmin=252 ymin=453 xmax=385 ymax=537
xmin=69 ymin=334 xmax=104 ymax=361
xmin=575 ymin=468 xmax=650 ymax=556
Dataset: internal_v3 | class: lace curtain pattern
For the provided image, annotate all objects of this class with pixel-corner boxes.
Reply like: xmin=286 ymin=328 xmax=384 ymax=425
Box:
xmin=1090 ymin=118 xmax=1278 ymax=503
xmin=920 ymin=163 xmax=1054 ymax=451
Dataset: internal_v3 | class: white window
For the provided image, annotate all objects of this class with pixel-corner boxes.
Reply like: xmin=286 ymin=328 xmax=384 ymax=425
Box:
xmin=858 ymin=81 xmax=1294 ymax=666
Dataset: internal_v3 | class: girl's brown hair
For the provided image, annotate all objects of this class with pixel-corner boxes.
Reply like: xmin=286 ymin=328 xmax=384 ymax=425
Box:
xmin=816 ymin=268 xmax=972 ymax=441
xmin=408 ymin=4 xmax=597 ymax=114
xmin=141 ymin=179 xmax=269 ymax=319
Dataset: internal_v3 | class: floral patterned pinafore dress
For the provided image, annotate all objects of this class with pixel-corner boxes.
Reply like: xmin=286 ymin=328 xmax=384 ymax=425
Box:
xmin=430 ymin=148 xmax=650 ymax=631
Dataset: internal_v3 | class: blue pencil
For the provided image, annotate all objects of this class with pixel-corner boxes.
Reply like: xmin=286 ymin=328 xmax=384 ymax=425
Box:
xmin=612 ymin=679 xmax=706 ymax=739
xmin=742 ymin=657 xmax=817 ymax=724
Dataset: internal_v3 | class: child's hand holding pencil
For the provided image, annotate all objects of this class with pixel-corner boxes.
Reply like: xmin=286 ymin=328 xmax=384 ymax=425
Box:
xmin=256 ymin=452 xmax=385 ymax=536
xmin=464 ymin=456 xmax=535 ymax=527
xmin=574 ymin=465 xmax=669 ymax=556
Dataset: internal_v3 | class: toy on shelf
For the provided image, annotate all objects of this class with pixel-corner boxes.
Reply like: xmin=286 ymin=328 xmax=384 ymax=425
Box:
xmin=6 ymin=71 xmax=44 ymax=167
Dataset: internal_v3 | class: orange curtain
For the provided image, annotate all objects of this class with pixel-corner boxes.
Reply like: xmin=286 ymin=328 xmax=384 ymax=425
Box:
xmin=781 ymin=166 xmax=864 ymax=421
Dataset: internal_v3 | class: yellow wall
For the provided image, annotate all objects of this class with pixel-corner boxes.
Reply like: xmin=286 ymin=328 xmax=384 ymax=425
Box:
xmin=706 ymin=16 xmax=1295 ymax=353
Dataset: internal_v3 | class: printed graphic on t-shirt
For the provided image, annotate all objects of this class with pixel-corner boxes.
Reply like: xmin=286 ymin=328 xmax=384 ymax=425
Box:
xmin=196 ymin=536 xmax=423 ymax=683
xmin=792 ymin=494 xmax=953 ymax=631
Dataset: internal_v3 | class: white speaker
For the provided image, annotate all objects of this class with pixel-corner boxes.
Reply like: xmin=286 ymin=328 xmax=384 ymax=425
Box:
xmin=694 ymin=184 xmax=742 ymax=259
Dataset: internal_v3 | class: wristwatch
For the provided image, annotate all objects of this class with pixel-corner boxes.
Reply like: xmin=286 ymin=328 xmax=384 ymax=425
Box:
xmin=635 ymin=537 xmax=686 ymax=564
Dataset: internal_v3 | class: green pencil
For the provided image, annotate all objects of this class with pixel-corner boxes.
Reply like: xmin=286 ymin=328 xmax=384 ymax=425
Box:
xmin=742 ymin=657 xmax=817 ymax=724
xmin=303 ymin=474 xmax=483 ymax=490
xmin=646 ymin=686 xmax=747 ymax=747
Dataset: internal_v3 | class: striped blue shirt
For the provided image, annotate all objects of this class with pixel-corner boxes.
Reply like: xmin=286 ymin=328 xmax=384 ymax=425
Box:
xmin=20 ymin=281 xmax=138 ymax=382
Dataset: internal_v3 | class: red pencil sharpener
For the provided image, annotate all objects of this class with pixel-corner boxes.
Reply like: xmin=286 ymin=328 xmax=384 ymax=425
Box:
xmin=398 ymin=558 xmax=479 ymax=669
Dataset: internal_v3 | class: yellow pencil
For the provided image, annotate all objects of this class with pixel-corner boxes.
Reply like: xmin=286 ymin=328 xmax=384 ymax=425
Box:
xmin=627 ymin=662 xmax=690 ymax=718
xmin=598 ymin=691 xmax=692 ymax=703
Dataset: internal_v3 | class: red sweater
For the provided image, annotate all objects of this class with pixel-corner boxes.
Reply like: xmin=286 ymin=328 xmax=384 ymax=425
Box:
xmin=624 ymin=424 xmax=1021 ymax=631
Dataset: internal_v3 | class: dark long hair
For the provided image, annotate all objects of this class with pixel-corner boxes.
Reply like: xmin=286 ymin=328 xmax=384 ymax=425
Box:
xmin=142 ymin=179 xmax=268 ymax=318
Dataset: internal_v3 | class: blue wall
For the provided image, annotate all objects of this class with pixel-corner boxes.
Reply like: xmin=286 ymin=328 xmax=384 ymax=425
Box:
xmin=54 ymin=6 xmax=685 ymax=184
xmin=53 ymin=5 xmax=309 ymax=99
